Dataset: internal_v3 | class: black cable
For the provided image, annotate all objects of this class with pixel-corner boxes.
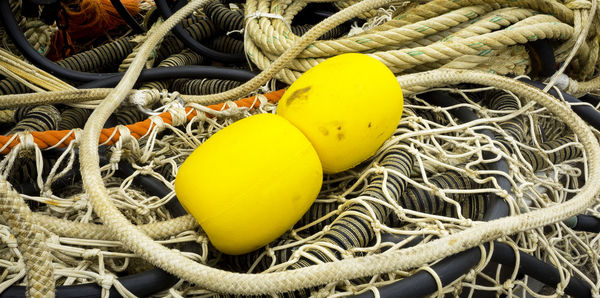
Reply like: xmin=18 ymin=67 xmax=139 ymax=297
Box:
xmin=154 ymin=0 xmax=245 ymax=63
xmin=525 ymin=39 xmax=556 ymax=78
xmin=0 ymin=269 xmax=180 ymax=298
xmin=490 ymin=242 xmax=592 ymax=298
xmin=572 ymin=215 xmax=600 ymax=233
xmin=580 ymin=93 xmax=600 ymax=107
xmin=78 ymin=65 xmax=257 ymax=88
xmin=517 ymin=78 xmax=600 ymax=132
xmin=354 ymin=241 xmax=592 ymax=298
xmin=109 ymin=0 xmax=145 ymax=33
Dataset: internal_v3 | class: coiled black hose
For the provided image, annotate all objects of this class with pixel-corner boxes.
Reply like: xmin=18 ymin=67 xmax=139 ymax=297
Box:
xmin=154 ymin=0 xmax=245 ymax=63
xmin=353 ymin=241 xmax=592 ymax=298
xmin=141 ymin=50 xmax=205 ymax=92
xmin=58 ymin=107 xmax=93 ymax=130
xmin=206 ymin=35 xmax=244 ymax=55
xmin=78 ymin=65 xmax=257 ymax=88
xmin=203 ymin=0 xmax=244 ymax=33
xmin=0 ymin=0 xmax=230 ymax=84
xmin=8 ymin=105 xmax=60 ymax=134
xmin=0 ymin=0 xmax=116 ymax=82
xmin=518 ymin=78 xmax=600 ymax=132
xmin=172 ymin=78 xmax=242 ymax=95
xmin=156 ymin=17 xmax=217 ymax=61
xmin=353 ymin=90 xmax=587 ymax=298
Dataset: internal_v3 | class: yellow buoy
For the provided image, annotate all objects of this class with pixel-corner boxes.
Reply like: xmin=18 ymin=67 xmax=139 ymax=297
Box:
xmin=277 ymin=53 xmax=404 ymax=173
xmin=174 ymin=113 xmax=322 ymax=255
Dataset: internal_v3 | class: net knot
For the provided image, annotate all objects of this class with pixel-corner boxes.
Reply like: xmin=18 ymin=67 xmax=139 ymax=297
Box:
xmin=502 ymin=280 xmax=514 ymax=290
xmin=407 ymin=146 xmax=420 ymax=156
xmin=371 ymin=221 xmax=382 ymax=233
xmin=109 ymin=148 xmax=122 ymax=164
xmin=17 ymin=132 xmax=36 ymax=153
xmin=196 ymin=234 xmax=208 ymax=244
xmin=73 ymin=195 xmax=88 ymax=210
xmin=464 ymin=269 xmax=476 ymax=282
xmin=149 ymin=115 xmax=165 ymax=131
xmin=83 ymin=248 xmax=102 ymax=259
xmin=169 ymin=105 xmax=188 ymax=127
xmin=97 ymin=274 xmax=115 ymax=289
xmin=137 ymin=165 xmax=155 ymax=175
xmin=372 ymin=165 xmax=387 ymax=175
xmin=136 ymin=206 xmax=150 ymax=216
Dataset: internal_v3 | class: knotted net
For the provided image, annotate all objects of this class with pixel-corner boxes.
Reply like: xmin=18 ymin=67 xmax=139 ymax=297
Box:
xmin=0 ymin=0 xmax=600 ymax=297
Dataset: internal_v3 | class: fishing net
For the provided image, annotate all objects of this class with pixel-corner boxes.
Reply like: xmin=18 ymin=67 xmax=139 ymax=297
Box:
xmin=1 ymin=0 xmax=600 ymax=297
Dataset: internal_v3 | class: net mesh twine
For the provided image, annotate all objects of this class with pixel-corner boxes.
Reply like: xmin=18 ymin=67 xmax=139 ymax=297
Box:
xmin=1 ymin=0 xmax=600 ymax=297
xmin=2 ymin=72 xmax=599 ymax=297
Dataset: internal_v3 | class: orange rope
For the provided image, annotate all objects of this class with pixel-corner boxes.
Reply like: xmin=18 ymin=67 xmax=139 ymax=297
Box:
xmin=0 ymin=89 xmax=285 ymax=154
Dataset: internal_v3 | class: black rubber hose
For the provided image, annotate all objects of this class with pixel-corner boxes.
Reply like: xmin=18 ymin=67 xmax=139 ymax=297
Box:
xmin=154 ymin=0 xmax=245 ymax=63
xmin=78 ymin=65 xmax=257 ymax=88
xmin=109 ymin=0 xmax=145 ymax=33
xmin=580 ymin=93 xmax=600 ymax=107
xmin=0 ymin=0 xmax=114 ymax=82
xmin=353 ymin=248 xmax=481 ymax=298
xmin=572 ymin=215 xmax=600 ymax=233
xmin=354 ymin=241 xmax=592 ymax=298
xmin=491 ymin=242 xmax=592 ymax=298
xmin=525 ymin=39 xmax=556 ymax=78
xmin=420 ymin=91 xmax=511 ymax=220
xmin=518 ymin=78 xmax=600 ymax=132
xmin=0 ymin=269 xmax=179 ymax=298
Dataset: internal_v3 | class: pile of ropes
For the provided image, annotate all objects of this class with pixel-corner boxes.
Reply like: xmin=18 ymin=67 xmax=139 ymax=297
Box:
xmin=0 ymin=0 xmax=600 ymax=297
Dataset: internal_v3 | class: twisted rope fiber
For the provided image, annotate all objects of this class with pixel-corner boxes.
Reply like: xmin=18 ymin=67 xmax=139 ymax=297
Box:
xmin=0 ymin=178 xmax=54 ymax=297
xmin=240 ymin=0 xmax=591 ymax=84
xmin=74 ymin=0 xmax=600 ymax=292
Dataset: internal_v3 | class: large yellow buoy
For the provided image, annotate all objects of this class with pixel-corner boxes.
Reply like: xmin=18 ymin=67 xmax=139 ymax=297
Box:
xmin=277 ymin=53 xmax=404 ymax=173
xmin=174 ymin=113 xmax=323 ymax=255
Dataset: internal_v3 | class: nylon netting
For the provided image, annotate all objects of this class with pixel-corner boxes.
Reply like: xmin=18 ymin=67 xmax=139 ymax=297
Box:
xmin=1 ymin=83 xmax=598 ymax=297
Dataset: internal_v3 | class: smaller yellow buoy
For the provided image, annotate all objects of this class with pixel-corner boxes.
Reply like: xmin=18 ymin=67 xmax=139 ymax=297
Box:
xmin=277 ymin=53 xmax=404 ymax=174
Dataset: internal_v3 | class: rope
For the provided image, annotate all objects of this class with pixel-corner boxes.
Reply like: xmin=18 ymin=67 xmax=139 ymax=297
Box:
xmin=0 ymin=89 xmax=284 ymax=153
xmin=0 ymin=176 xmax=54 ymax=297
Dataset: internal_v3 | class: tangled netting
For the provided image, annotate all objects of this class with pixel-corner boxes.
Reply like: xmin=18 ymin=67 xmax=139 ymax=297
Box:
xmin=1 ymin=79 xmax=599 ymax=297
xmin=1 ymin=0 xmax=600 ymax=297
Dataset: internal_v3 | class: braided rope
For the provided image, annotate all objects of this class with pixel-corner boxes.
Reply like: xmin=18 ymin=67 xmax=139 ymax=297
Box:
xmin=0 ymin=177 xmax=54 ymax=297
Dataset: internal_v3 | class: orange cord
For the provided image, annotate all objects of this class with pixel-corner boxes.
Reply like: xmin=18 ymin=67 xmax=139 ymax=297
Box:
xmin=0 ymin=89 xmax=285 ymax=154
